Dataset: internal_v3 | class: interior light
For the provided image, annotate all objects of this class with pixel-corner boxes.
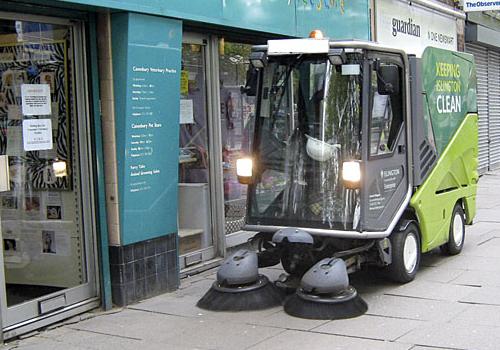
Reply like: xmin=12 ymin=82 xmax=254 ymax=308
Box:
xmin=342 ymin=161 xmax=361 ymax=189
xmin=53 ymin=160 xmax=67 ymax=177
xmin=236 ymin=158 xmax=253 ymax=184
xmin=309 ymin=30 xmax=324 ymax=39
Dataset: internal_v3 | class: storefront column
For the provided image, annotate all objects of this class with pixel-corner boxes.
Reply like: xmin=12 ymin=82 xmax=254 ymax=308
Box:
xmin=105 ymin=12 xmax=182 ymax=306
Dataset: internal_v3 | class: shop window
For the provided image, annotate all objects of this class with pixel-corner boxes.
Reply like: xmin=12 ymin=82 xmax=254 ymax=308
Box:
xmin=0 ymin=18 xmax=90 ymax=308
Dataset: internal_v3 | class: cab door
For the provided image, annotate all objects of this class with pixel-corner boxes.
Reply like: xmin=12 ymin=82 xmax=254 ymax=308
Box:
xmin=361 ymin=56 xmax=410 ymax=232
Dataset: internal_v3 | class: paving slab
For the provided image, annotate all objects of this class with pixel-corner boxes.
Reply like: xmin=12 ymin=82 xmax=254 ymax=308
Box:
xmin=246 ymin=329 xmax=412 ymax=350
xmin=176 ymin=277 xmax=216 ymax=298
xmin=415 ymin=266 xmax=465 ymax=284
xmin=131 ymin=292 xmax=213 ymax=318
xmin=465 ymin=221 xmax=500 ymax=236
xmin=365 ymin=294 xmax=466 ymax=322
xmin=450 ymin=269 xmax=500 ymax=287
xmin=432 ymin=255 xmax=500 ymax=272
xmin=4 ymin=338 xmax=77 ymax=350
xmin=458 ymin=286 xmax=500 ymax=306
xmin=410 ymin=347 xmax=462 ymax=350
xmin=462 ymin=242 xmax=500 ymax=259
xmin=453 ymin=303 xmax=500 ymax=327
xmin=475 ymin=208 xmax=500 ymax=223
xmin=312 ymin=314 xmax=423 ymax=342
xmin=399 ymin=321 xmax=500 ymax=350
xmin=71 ymin=308 xmax=283 ymax=350
xmin=248 ymin=309 xmax=329 ymax=331
xmin=386 ymin=280 xmax=479 ymax=302
xmin=40 ymin=329 xmax=150 ymax=350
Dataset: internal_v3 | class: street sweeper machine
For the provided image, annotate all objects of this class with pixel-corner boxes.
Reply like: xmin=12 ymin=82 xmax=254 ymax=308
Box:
xmin=198 ymin=32 xmax=478 ymax=319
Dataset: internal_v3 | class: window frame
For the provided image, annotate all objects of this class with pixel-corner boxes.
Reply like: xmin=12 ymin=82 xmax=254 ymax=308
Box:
xmin=367 ymin=56 xmax=406 ymax=160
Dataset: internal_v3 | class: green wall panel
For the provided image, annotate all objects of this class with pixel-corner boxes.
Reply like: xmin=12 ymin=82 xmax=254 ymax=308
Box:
xmin=112 ymin=13 xmax=182 ymax=245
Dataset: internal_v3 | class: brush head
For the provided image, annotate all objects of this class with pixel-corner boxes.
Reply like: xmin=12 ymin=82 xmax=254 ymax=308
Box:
xmin=284 ymin=286 xmax=368 ymax=320
xmin=197 ymin=275 xmax=284 ymax=311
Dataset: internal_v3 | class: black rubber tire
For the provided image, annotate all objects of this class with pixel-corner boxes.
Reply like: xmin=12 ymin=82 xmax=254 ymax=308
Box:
xmin=440 ymin=203 xmax=465 ymax=256
xmin=387 ymin=223 xmax=421 ymax=283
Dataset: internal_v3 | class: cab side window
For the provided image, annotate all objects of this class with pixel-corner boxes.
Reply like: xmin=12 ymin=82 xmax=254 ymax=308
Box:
xmin=369 ymin=63 xmax=403 ymax=157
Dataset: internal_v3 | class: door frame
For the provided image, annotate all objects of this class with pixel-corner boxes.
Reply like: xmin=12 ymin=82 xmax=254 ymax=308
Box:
xmin=0 ymin=12 xmax=100 ymax=339
xmin=178 ymin=33 xmax=226 ymax=271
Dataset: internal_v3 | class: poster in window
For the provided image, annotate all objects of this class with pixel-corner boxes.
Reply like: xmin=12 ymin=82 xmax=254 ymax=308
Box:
xmin=0 ymin=41 xmax=71 ymax=190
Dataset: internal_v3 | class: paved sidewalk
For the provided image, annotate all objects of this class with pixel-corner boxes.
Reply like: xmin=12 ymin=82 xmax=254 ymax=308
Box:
xmin=5 ymin=171 xmax=500 ymax=350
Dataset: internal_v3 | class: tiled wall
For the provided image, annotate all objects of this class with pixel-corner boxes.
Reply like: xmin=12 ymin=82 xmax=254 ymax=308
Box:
xmin=97 ymin=12 xmax=121 ymax=246
xmin=109 ymin=234 xmax=179 ymax=306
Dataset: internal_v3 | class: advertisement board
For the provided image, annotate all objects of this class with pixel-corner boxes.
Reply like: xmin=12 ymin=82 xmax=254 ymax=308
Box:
xmin=462 ymin=0 xmax=500 ymax=12
xmin=375 ymin=0 xmax=458 ymax=57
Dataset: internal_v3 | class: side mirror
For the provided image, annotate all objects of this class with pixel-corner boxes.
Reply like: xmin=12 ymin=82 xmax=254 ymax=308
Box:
xmin=240 ymin=66 xmax=258 ymax=96
xmin=377 ymin=64 xmax=400 ymax=95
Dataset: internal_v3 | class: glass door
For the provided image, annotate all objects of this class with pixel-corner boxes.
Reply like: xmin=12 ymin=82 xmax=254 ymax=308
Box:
xmin=218 ymin=41 xmax=255 ymax=243
xmin=0 ymin=14 xmax=97 ymax=332
xmin=178 ymin=35 xmax=217 ymax=269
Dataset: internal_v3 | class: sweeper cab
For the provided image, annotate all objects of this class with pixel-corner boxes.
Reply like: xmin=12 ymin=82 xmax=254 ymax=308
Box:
xmin=198 ymin=32 xmax=478 ymax=319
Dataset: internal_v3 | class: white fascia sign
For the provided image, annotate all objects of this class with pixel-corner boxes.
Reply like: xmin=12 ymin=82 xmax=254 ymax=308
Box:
xmin=462 ymin=0 xmax=500 ymax=12
xmin=375 ymin=0 xmax=458 ymax=57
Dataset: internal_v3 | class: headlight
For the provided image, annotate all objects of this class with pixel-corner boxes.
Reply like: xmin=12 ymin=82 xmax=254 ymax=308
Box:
xmin=342 ymin=161 xmax=361 ymax=189
xmin=236 ymin=158 xmax=253 ymax=184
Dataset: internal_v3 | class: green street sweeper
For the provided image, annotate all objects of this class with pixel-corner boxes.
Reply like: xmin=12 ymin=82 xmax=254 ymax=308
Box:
xmin=198 ymin=32 xmax=478 ymax=319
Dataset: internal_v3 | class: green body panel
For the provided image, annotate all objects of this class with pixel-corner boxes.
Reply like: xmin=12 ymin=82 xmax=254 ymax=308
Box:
xmin=410 ymin=114 xmax=478 ymax=252
xmin=421 ymin=47 xmax=477 ymax=155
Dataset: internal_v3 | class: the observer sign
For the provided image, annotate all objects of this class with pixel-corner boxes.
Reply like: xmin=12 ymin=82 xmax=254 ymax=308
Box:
xmin=376 ymin=0 xmax=457 ymax=57
xmin=463 ymin=1 xmax=500 ymax=11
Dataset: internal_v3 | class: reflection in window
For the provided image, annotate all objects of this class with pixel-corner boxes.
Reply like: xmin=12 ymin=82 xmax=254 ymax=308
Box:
xmin=219 ymin=42 xmax=255 ymax=235
xmin=369 ymin=66 xmax=403 ymax=157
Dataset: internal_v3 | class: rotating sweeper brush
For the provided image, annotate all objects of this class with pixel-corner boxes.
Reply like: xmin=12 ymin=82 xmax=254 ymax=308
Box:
xmin=284 ymin=258 xmax=367 ymax=320
xmin=197 ymin=249 xmax=283 ymax=311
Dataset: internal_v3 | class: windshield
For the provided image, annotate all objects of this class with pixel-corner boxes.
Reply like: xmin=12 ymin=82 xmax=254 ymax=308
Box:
xmin=248 ymin=56 xmax=362 ymax=230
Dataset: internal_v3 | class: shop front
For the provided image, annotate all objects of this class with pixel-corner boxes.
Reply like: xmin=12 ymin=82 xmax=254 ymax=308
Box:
xmin=0 ymin=7 xmax=104 ymax=340
xmin=100 ymin=0 xmax=371 ymax=305
xmin=175 ymin=2 xmax=372 ymax=273
xmin=465 ymin=11 xmax=500 ymax=173
xmin=0 ymin=1 xmax=373 ymax=332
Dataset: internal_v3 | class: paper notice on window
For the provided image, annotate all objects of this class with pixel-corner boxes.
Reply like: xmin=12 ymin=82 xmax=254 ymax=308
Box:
xmin=21 ymin=84 xmax=51 ymax=116
xmin=372 ymin=93 xmax=389 ymax=120
xmin=22 ymin=119 xmax=53 ymax=151
xmin=180 ymin=99 xmax=194 ymax=124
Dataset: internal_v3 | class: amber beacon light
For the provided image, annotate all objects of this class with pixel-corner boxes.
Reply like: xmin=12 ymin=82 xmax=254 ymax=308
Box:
xmin=309 ymin=29 xmax=324 ymax=39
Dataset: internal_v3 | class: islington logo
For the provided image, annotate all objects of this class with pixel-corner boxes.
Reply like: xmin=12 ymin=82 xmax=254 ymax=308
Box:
xmin=392 ymin=17 xmax=421 ymax=37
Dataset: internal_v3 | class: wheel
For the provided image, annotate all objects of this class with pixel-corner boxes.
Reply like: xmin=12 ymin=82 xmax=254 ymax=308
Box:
xmin=387 ymin=223 xmax=421 ymax=283
xmin=440 ymin=203 xmax=465 ymax=256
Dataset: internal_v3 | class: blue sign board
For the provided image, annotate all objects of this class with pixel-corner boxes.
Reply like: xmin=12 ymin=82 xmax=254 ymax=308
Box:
xmin=112 ymin=13 xmax=182 ymax=244
xmin=296 ymin=1 xmax=370 ymax=39
xmin=58 ymin=0 xmax=370 ymax=39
